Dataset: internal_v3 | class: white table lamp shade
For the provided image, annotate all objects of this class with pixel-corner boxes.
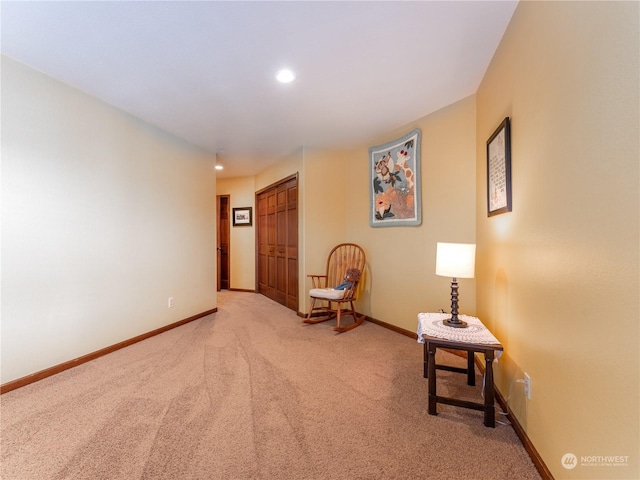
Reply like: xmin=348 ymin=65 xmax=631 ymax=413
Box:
xmin=436 ymin=243 xmax=476 ymax=279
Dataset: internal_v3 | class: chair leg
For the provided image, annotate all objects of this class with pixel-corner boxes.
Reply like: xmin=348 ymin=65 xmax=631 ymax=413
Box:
xmin=303 ymin=298 xmax=317 ymax=322
xmin=303 ymin=298 xmax=335 ymax=325
xmin=334 ymin=301 xmax=365 ymax=333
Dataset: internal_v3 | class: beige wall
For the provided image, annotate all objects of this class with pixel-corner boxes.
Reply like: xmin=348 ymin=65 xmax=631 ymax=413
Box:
xmin=217 ymin=176 xmax=256 ymax=290
xmin=344 ymin=96 xmax=478 ymax=332
xmin=254 ymin=149 xmax=303 ymax=192
xmin=476 ymin=2 xmax=639 ymax=479
xmin=1 ymin=56 xmax=218 ymax=384
xmin=300 ymin=148 xmax=348 ymax=312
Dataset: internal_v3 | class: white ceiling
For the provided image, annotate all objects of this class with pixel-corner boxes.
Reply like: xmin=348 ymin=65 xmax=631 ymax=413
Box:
xmin=1 ymin=1 xmax=518 ymax=178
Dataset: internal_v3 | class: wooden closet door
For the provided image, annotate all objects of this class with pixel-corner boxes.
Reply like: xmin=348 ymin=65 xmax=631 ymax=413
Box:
xmin=256 ymin=174 xmax=298 ymax=311
xmin=284 ymin=178 xmax=298 ymax=310
xmin=257 ymin=188 xmax=276 ymax=300
xmin=275 ymin=183 xmax=287 ymax=305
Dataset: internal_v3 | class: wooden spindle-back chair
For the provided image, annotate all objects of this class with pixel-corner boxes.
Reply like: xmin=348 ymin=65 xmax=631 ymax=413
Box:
xmin=303 ymin=243 xmax=366 ymax=333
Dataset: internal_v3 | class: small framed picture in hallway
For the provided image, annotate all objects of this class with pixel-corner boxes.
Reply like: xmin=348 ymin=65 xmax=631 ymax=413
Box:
xmin=232 ymin=207 xmax=253 ymax=226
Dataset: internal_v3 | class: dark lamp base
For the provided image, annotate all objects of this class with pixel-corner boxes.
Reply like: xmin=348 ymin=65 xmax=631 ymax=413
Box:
xmin=444 ymin=277 xmax=468 ymax=328
xmin=443 ymin=318 xmax=468 ymax=328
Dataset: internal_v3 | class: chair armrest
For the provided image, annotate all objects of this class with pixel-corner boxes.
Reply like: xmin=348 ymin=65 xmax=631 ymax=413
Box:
xmin=307 ymin=275 xmax=327 ymax=288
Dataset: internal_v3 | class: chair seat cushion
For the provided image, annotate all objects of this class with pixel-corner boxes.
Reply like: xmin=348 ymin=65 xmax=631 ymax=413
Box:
xmin=309 ymin=288 xmax=345 ymax=300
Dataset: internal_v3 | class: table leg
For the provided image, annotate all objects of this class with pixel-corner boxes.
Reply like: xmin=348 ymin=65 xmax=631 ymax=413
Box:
xmin=428 ymin=342 xmax=437 ymax=415
xmin=467 ymin=351 xmax=475 ymax=386
xmin=484 ymin=350 xmax=496 ymax=427
xmin=423 ymin=341 xmax=428 ymax=378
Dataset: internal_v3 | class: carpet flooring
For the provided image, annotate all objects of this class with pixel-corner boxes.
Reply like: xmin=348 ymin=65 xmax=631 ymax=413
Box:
xmin=1 ymin=291 xmax=540 ymax=479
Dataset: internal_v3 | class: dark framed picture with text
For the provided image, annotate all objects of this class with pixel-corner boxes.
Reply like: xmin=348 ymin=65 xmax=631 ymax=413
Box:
xmin=232 ymin=207 xmax=253 ymax=227
xmin=486 ymin=117 xmax=512 ymax=216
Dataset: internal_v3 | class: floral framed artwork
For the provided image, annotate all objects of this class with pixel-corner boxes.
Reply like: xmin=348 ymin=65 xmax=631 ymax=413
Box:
xmin=486 ymin=117 xmax=512 ymax=216
xmin=232 ymin=207 xmax=253 ymax=227
xmin=369 ymin=129 xmax=421 ymax=227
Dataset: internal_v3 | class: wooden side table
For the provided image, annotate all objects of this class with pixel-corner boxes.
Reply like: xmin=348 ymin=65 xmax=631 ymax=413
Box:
xmin=422 ymin=334 xmax=503 ymax=427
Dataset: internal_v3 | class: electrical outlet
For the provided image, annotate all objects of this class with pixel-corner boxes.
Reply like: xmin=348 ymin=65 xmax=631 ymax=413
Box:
xmin=168 ymin=297 xmax=174 ymax=308
xmin=524 ymin=372 xmax=531 ymax=400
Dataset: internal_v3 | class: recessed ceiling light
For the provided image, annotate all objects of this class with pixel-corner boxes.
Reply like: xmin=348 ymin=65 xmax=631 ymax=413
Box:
xmin=276 ymin=69 xmax=296 ymax=83
xmin=215 ymin=165 xmax=224 ymax=171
